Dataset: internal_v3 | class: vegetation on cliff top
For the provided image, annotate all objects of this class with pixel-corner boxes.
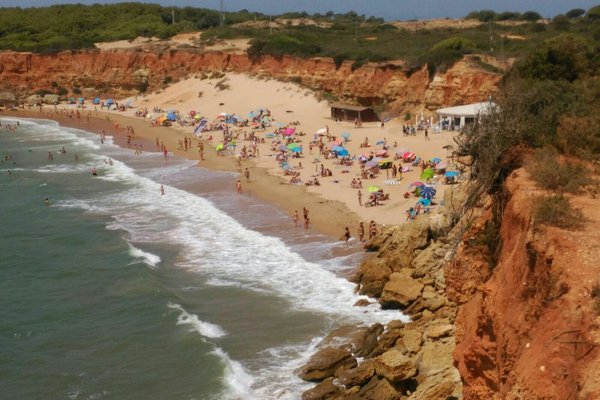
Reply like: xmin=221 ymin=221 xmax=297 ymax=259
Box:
xmin=1 ymin=3 xmax=600 ymax=74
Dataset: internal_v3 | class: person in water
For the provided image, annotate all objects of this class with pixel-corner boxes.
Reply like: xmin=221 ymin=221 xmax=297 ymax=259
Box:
xmin=44 ymin=197 xmax=50 ymax=205
xmin=91 ymin=167 xmax=97 ymax=176
xmin=160 ymin=185 xmax=165 ymax=196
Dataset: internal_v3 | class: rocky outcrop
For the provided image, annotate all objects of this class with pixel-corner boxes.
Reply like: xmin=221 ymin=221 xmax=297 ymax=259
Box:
xmin=300 ymin=184 xmax=469 ymax=399
xmin=0 ymin=49 xmax=501 ymax=113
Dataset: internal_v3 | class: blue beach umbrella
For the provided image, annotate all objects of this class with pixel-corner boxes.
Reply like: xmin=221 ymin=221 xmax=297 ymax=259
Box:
xmin=431 ymin=157 xmax=442 ymax=164
xmin=106 ymin=99 xmax=114 ymax=105
xmin=417 ymin=198 xmax=431 ymax=206
xmin=420 ymin=186 xmax=437 ymax=199
xmin=279 ymin=144 xmax=289 ymax=151
xmin=291 ymin=146 xmax=302 ymax=153
xmin=341 ymin=132 xmax=351 ymax=140
xmin=445 ymin=170 xmax=460 ymax=177
xmin=332 ymin=146 xmax=349 ymax=156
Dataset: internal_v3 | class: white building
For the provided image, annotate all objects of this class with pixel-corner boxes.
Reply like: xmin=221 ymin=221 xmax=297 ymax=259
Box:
xmin=436 ymin=102 xmax=496 ymax=130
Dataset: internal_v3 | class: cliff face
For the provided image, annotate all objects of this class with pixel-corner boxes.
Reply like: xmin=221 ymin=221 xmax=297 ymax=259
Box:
xmin=0 ymin=49 xmax=500 ymax=112
xmin=448 ymin=169 xmax=600 ymax=399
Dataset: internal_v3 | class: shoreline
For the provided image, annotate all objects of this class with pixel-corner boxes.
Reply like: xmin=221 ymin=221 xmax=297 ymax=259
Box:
xmin=5 ymin=107 xmax=359 ymax=240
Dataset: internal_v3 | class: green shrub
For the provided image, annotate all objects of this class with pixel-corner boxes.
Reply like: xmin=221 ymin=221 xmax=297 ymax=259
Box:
xmin=587 ymin=5 xmax=600 ymax=20
xmin=56 ymin=86 xmax=68 ymax=96
xmin=527 ymin=147 xmax=588 ymax=193
xmin=566 ymin=8 xmax=585 ymax=18
xmin=534 ymin=195 xmax=584 ymax=229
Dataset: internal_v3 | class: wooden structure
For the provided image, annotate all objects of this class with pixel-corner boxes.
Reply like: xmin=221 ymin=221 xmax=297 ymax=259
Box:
xmin=330 ymin=102 xmax=379 ymax=122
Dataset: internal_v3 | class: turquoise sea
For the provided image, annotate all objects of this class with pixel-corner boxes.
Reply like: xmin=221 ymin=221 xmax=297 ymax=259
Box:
xmin=0 ymin=118 xmax=402 ymax=399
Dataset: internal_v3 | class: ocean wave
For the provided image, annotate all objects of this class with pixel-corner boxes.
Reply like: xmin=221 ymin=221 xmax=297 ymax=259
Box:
xmin=168 ymin=302 xmax=227 ymax=339
xmin=127 ymin=243 xmax=161 ymax=268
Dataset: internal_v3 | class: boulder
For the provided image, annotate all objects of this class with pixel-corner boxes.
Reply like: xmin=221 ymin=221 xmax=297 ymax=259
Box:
xmin=43 ymin=94 xmax=60 ymax=104
xmin=300 ymin=347 xmax=357 ymax=382
xmin=302 ymin=377 xmax=343 ymax=400
xmin=0 ymin=91 xmax=17 ymax=105
xmin=26 ymin=94 xmax=43 ymax=105
xmin=336 ymin=359 xmax=376 ymax=388
xmin=355 ymin=323 xmax=385 ymax=357
xmin=423 ymin=295 xmax=446 ymax=311
xmin=418 ymin=339 xmax=455 ymax=376
xmin=402 ymin=330 xmax=423 ymax=354
xmin=374 ymin=349 xmax=417 ymax=383
xmin=358 ymin=376 xmax=400 ymax=400
xmin=425 ymin=324 xmax=454 ymax=340
xmin=355 ymin=258 xmax=392 ymax=297
xmin=368 ymin=326 xmax=405 ymax=357
xmin=407 ymin=379 xmax=458 ymax=400
xmin=364 ymin=220 xmax=430 ymax=271
xmin=318 ymin=325 xmax=372 ymax=353
xmin=380 ymin=270 xmax=424 ymax=309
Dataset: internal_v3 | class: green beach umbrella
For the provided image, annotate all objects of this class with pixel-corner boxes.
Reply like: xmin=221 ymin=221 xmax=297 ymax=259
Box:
xmin=367 ymin=185 xmax=381 ymax=193
xmin=216 ymin=143 xmax=224 ymax=151
xmin=287 ymin=142 xmax=301 ymax=150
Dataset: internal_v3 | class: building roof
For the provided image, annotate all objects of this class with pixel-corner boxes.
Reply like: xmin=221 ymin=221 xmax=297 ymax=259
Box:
xmin=330 ymin=102 xmax=371 ymax=112
xmin=435 ymin=102 xmax=496 ymax=117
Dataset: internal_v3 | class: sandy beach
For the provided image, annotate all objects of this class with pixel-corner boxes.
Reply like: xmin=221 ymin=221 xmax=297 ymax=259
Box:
xmin=7 ymin=72 xmax=458 ymax=239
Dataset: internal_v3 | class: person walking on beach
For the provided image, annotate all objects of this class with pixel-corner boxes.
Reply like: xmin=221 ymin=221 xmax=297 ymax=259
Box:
xmin=343 ymin=227 xmax=351 ymax=247
xmin=303 ymin=207 xmax=309 ymax=222
xmin=163 ymin=147 xmax=168 ymax=159
xmin=424 ymin=129 xmax=430 ymax=141
xmin=160 ymin=185 xmax=165 ymax=196
xmin=304 ymin=217 xmax=310 ymax=230
xmin=244 ymin=168 xmax=250 ymax=182
xmin=358 ymin=222 xmax=365 ymax=242
xmin=292 ymin=210 xmax=299 ymax=227
xmin=236 ymin=180 xmax=242 ymax=195
xmin=358 ymin=190 xmax=362 ymax=206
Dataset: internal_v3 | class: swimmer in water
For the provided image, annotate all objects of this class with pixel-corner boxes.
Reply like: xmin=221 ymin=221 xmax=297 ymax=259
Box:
xmin=91 ymin=167 xmax=97 ymax=176
xmin=44 ymin=197 xmax=50 ymax=205
xmin=160 ymin=185 xmax=165 ymax=196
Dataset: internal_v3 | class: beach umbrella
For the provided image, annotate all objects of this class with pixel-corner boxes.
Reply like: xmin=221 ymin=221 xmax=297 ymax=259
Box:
xmin=332 ymin=146 xmax=349 ymax=156
xmin=417 ymin=198 xmax=432 ymax=206
xmin=379 ymin=160 xmax=393 ymax=169
xmin=435 ymin=162 xmax=448 ymax=170
xmin=287 ymin=142 xmax=301 ymax=150
xmin=279 ymin=144 xmax=289 ymax=151
xmin=291 ymin=146 xmax=303 ymax=153
xmin=265 ymin=133 xmax=276 ymax=138
xmin=216 ymin=143 xmax=224 ymax=151
xmin=316 ymin=128 xmax=327 ymax=135
xmin=341 ymin=132 xmax=351 ymax=140
xmin=420 ymin=186 xmax=437 ymax=199
xmin=376 ymin=140 xmax=385 ymax=146
xmin=420 ymin=167 xmax=434 ymax=180
xmin=431 ymin=157 xmax=442 ymax=164
xmin=194 ymin=114 xmax=202 ymax=119
xmin=367 ymin=185 xmax=381 ymax=193
xmin=365 ymin=160 xmax=379 ymax=169
xmin=284 ymin=127 xmax=296 ymax=136
xmin=410 ymin=181 xmax=425 ymax=187
xmin=106 ymin=99 xmax=114 ymax=105
xmin=78 ymin=97 xmax=85 ymax=103
xmin=445 ymin=170 xmax=460 ymax=177
xmin=402 ymin=152 xmax=415 ymax=159
xmin=93 ymin=97 xmax=101 ymax=104
xmin=375 ymin=150 xmax=388 ymax=157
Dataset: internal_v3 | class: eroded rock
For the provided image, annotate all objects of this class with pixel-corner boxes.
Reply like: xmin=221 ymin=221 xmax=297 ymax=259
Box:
xmin=374 ymin=349 xmax=417 ymax=383
xmin=300 ymin=347 xmax=357 ymax=382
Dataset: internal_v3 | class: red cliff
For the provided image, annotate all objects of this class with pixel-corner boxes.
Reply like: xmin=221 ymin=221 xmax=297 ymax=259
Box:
xmin=0 ymin=49 xmax=500 ymax=112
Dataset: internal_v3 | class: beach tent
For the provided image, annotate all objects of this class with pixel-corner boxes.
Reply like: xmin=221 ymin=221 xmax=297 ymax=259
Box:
xmin=92 ymin=97 xmax=101 ymax=105
xmin=78 ymin=97 xmax=85 ymax=104
xmin=167 ymin=112 xmax=177 ymax=121
xmin=106 ymin=99 xmax=114 ymax=105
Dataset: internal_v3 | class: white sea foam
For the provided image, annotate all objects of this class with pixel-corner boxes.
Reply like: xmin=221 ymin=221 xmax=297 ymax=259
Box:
xmin=127 ymin=243 xmax=161 ymax=268
xmin=211 ymin=347 xmax=255 ymax=400
xmin=168 ymin=303 xmax=227 ymax=339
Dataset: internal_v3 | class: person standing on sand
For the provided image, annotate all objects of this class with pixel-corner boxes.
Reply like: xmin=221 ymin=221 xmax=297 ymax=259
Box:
xmin=358 ymin=190 xmax=362 ymax=206
xmin=424 ymin=129 xmax=430 ymax=141
xmin=163 ymin=147 xmax=168 ymax=159
xmin=304 ymin=217 xmax=310 ymax=230
xmin=198 ymin=142 xmax=204 ymax=160
xmin=358 ymin=222 xmax=365 ymax=242
xmin=292 ymin=210 xmax=299 ymax=227
xmin=303 ymin=207 xmax=309 ymax=222
xmin=236 ymin=180 xmax=242 ymax=194
xmin=244 ymin=168 xmax=250 ymax=182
